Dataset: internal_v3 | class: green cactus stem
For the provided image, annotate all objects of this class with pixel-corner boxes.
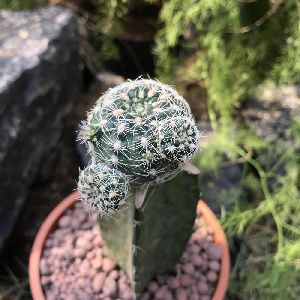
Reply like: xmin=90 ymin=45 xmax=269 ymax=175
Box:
xmin=99 ymin=173 xmax=199 ymax=295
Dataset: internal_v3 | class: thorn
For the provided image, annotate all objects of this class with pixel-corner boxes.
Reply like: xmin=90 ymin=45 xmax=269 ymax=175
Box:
xmin=132 ymin=245 xmax=144 ymax=256
xmin=179 ymin=162 xmax=200 ymax=175
xmin=133 ymin=220 xmax=142 ymax=228
xmin=132 ymin=246 xmax=137 ymax=256
xmin=135 ymin=185 xmax=149 ymax=209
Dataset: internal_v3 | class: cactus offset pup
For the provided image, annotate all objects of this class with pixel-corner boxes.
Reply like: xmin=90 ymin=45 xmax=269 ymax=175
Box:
xmin=78 ymin=79 xmax=200 ymax=295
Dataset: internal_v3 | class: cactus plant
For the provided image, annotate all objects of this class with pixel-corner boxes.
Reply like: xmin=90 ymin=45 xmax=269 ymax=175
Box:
xmin=78 ymin=79 xmax=201 ymax=295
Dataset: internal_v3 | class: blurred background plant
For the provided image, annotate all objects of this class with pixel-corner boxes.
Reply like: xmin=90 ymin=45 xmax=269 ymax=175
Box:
xmin=0 ymin=0 xmax=44 ymax=9
xmin=0 ymin=0 xmax=299 ymax=299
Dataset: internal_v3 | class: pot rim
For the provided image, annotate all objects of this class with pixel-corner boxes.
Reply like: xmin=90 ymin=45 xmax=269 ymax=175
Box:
xmin=29 ymin=191 xmax=230 ymax=300
xmin=197 ymin=200 xmax=230 ymax=300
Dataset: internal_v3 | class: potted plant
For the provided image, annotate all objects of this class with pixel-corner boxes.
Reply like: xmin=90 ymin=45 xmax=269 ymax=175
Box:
xmin=29 ymin=79 xmax=230 ymax=299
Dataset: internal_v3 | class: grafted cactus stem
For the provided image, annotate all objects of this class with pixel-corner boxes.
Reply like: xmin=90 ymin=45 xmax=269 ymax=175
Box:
xmin=78 ymin=79 xmax=201 ymax=295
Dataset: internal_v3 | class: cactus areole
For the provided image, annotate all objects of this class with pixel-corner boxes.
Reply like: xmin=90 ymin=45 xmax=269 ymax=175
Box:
xmin=78 ymin=79 xmax=200 ymax=214
xmin=78 ymin=79 xmax=201 ymax=294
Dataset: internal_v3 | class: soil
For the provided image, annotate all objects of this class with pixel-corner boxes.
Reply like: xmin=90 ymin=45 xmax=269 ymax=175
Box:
xmin=41 ymin=201 xmax=221 ymax=300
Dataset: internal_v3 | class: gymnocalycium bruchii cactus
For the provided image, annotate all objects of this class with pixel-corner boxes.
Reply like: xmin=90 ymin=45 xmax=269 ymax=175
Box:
xmin=78 ymin=78 xmax=201 ymax=295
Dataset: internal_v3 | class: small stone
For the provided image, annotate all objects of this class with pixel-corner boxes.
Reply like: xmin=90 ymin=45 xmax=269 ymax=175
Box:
xmin=118 ymin=273 xmax=128 ymax=284
xmin=181 ymin=252 xmax=189 ymax=261
xmin=189 ymin=243 xmax=200 ymax=255
xmin=76 ymin=212 xmax=87 ymax=224
xmin=81 ymin=222 xmax=93 ymax=230
xmin=92 ymin=273 xmax=106 ymax=293
xmin=199 ymin=258 xmax=208 ymax=271
xmin=190 ymin=232 xmax=199 ymax=242
xmin=45 ymin=239 xmax=53 ymax=248
xmin=120 ymin=291 xmax=132 ymax=300
xmin=75 ymin=237 xmax=92 ymax=251
xmin=202 ymin=253 xmax=208 ymax=260
xmin=197 ymin=227 xmax=208 ymax=237
xmin=207 ymin=286 xmax=214 ymax=295
xmin=182 ymin=263 xmax=195 ymax=275
xmin=88 ymin=267 xmax=97 ymax=277
xmin=79 ymin=260 xmax=90 ymax=276
xmin=102 ymin=277 xmax=117 ymax=296
xmin=74 ymin=248 xmax=85 ymax=258
xmin=140 ymin=291 xmax=151 ymax=300
xmin=155 ymin=285 xmax=171 ymax=300
xmin=200 ymin=240 xmax=210 ymax=250
xmin=64 ymin=236 xmax=75 ymax=249
xmin=118 ymin=282 xmax=132 ymax=300
xmin=51 ymin=247 xmax=65 ymax=256
xmin=71 ymin=218 xmax=81 ymax=228
xmin=84 ymin=231 xmax=95 ymax=241
xmin=192 ymin=255 xmax=203 ymax=267
xmin=207 ymin=270 xmax=218 ymax=282
xmin=207 ymin=227 xmax=214 ymax=235
xmin=58 ymin=215 xmax=71 ymax=227
xmin=46 ymin=291 xmax=58 ymax=300
xmin=197 ymin=281 xmax=209 ymax=293
xmin=180 ymin=274 xmax=194 ymax=287
xmin=93 ymin=235 xmax=103 ymax=246
xmin=190 ymin=291 xmax=200 ymax=300
xmin=108 ymin=270 xmax=119 ymax=280
xmin=76 ymin=289 xmax=93 ymax=300
xmin=75 ymin=257 xmax=82 ymax=264
xmin=40 ymin=259 xmax=50 ymax=275
xmin=208 ymin=260 xmax=220 ymax=272
xmin=166 ymin=276 xmax=180 ymax=289
xmin=206 ymin=235 xmax=214 ymax=242
xmin=175 ymin=287 xmax=188 ymax=300
xmin=207 ymin=244 xmax=222 ymax=260
xmin=86 ymin=250 xmax=95 ymax=260
xmin=68 ymin=294 xmax=77 ymax=300
xmin=193 ymin=270 xmax=203 ymax=280
xmin=41 ymin=276 xmax=51 ymax=285
xmin=92 ymin=257 xmax=103 ymax=269
xmin=102 ymin=257 xmax=116 ymax=272
xmin=77 ymin=277 xmax=87 ymax=288
xmin=148 ymin=281 xmax=159 ymax=293
xmin=157 ymin=275 xmax=166 ymax=284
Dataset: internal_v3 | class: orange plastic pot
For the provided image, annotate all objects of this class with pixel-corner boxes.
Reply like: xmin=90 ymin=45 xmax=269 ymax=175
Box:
xmin=29 ymin=191 xmax=230 ymax=300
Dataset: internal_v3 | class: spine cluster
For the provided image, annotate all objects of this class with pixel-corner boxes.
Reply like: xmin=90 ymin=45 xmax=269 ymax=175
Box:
xmin=78 ymin=79 xmax=200 ymax=215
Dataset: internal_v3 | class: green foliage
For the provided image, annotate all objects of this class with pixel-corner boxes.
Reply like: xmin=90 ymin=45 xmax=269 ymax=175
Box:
xmin=223 ymin=163 xmax=300 ymax=299
xmin=196 ymin=122 xmax=267 ymax=173
xmin=92 ymin=0 xmax=129 ymax=60
xmin=212 ymin=130 xmax=300 ymax=299
xmin=154 ymin=0 xmax=300 ymax=116
xmin=0 ymin=0 xmax=44 ymax=10
xmin=191 ymin=112 xmax=299 ymax=299
xmin=153 ymin=3 xmax=300 ymax=297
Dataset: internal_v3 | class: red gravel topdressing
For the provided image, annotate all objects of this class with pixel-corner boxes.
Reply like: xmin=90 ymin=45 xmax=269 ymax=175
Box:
xmin=40 ymin=201 xmax=221 ymax=300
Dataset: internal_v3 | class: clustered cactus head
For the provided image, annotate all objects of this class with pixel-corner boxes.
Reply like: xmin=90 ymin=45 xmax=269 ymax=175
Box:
xmin=78 ymin=79 xmax=200 ymax=214
xmin=78 ymin=164 xmax=129 ymax=214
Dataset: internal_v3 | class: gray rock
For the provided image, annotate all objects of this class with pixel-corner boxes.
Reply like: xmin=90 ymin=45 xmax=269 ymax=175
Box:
xmin=0 ymin=6 xmax=82 ymax=251
xmin=240 ymin=85 xmax=300 ymax=141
